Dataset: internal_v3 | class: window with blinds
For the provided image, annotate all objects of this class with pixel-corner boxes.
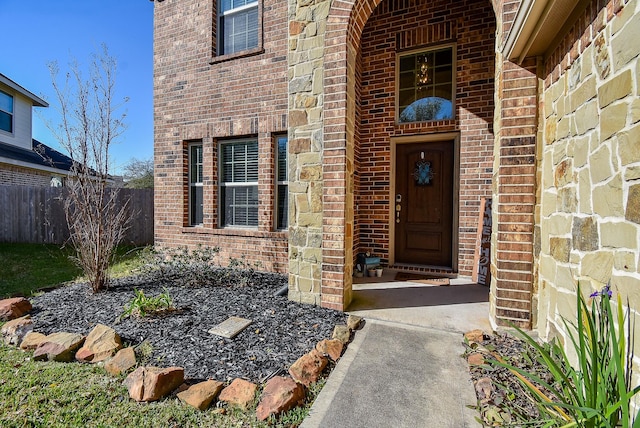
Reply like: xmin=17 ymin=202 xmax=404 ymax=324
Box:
xmin=189 ymin=143 xmax=204 ymax=226
xmin=220 ymin=139 xmax=259 ymax=227
xmin=219 ymin=0 xmax=259 ymax=56
xmin=275 ymin=135 xmax=288 ymax=230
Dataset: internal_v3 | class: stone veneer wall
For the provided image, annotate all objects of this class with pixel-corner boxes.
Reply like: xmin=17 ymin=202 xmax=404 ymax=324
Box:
xmin=535 ymin=0 xmax=640 ymax=381
xmin=287 ymin=0 xmax=333 ymax=306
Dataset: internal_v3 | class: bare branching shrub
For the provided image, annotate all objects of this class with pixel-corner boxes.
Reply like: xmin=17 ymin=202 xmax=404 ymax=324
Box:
xmin=136 ymin=245 xmax=263 ymax=287
xmin=47 ymin=46 xmax=130 ymax=292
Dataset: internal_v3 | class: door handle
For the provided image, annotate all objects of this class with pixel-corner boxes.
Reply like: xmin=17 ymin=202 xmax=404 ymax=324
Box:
xmin=395 ymin=194 xmax=402 ymax=223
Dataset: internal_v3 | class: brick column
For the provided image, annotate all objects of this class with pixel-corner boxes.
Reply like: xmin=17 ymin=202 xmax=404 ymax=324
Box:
xmin=490 ymin=56 xmax=538 ymax=328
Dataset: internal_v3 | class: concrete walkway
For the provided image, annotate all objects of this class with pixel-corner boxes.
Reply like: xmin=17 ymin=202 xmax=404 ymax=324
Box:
xmin=301 ymin=271 xmax=489 ymax=428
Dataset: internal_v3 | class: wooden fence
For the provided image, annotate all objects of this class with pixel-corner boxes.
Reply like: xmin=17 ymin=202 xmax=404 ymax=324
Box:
xmin=0 ymin=185 xmax=153 ymax=245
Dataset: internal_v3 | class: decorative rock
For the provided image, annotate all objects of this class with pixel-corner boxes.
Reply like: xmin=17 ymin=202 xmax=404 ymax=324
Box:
xmin=33 ymin=332 xmax=84 ymax=362
xmin=1 ymin=315 xmax=33 ymax=346
xmin=218 ymin=378 xmax=258 ymax=409
xmin=332 ymin=325 xmax=351 ymax=344
xmin=20 ymin=331 xmax=47 ymax=350
xmin=177 ymin=380 xmax=224 ymax=410
xmin=288 ymin=349 xmax=327 ymax=387
xmin=467 ymin=353 xmax=485 ymax=366
xmin=347 ymin=315 xmax=363 ymax=331
xmin=104 ymin=347 xmax=137 ymax=376
xmin=0 ymin=297 xmax=32 ymax=321
xmin=464 ymin=329 xmax=485 ymax=344
xmin=475 ymin=377 xmax=494 ymax=399
xmin=315 ymin=339 xmax=343 ymax=362
xmin=123 ymin=366 xmax=185 ymax=402
xmin=256 ymin=376 xmax=305 ymax=421
xmin=76 ymin=324 xmax=122 ymax=363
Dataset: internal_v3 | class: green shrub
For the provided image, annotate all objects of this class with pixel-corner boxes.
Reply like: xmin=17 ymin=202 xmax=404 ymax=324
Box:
xmin=120 ymin=288 xmax=174 ymax=320
xmin=492 ymin=285 xmax=640 ymax=427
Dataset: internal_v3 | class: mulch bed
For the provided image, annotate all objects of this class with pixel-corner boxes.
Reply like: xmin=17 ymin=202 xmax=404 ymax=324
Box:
xmin=29 ymin=272 xmax=346 ymax=383
xmin=465 ymin=331 xmax=558 ymax=427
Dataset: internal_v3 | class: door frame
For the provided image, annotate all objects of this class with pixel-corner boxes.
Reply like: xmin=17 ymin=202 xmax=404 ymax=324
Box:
xmin=389 ymin=132 xmax=460 ymax=271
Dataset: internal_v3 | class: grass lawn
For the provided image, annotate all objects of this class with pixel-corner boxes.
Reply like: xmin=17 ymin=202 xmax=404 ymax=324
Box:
xmin=0 ymin=243 xmax=145 ymax=298
xmin=0 ymin=246 xmax=323 ymax=427
xmin=0 ymin=340 xmax=314 ymax=427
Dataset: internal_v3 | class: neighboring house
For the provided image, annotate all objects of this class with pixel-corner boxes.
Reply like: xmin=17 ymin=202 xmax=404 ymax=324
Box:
xmin=0 ymin=73 xmax=74 ymax=187
xmin=152 ymin=0 xmax=640 ymax=345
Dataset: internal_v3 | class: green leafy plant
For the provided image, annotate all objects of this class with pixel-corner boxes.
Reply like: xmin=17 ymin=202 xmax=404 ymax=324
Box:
xmin=119 ymin=288 xmax=174 ymax=320
xmin=491 ymin=284 xmax=640 ymax=427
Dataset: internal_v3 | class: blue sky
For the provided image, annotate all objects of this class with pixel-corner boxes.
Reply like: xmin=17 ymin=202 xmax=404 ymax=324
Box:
xmin=0 ymin=1 xmax=154 ymax=174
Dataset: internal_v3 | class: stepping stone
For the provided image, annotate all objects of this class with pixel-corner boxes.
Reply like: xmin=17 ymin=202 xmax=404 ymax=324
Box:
xmin=208 ymin=316 xmax=252 ymax=339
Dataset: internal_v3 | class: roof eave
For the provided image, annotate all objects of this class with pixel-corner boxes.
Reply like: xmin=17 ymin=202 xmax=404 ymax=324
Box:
xmin=0 ymin=73 xmax=49 ymax=107
xmin=501 ymin=0 xmax=591 ymax=64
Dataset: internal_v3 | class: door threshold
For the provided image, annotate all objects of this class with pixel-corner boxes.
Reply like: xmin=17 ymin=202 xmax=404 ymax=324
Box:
xmin=389 ymin=264 xmax=456 ymax=278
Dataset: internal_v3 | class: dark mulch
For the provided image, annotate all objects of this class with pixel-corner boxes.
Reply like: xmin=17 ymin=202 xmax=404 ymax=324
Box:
xmin=29 ymin=272 xmax=346 ymax=383
xmin=466 ymin=331 xmax=558 ymax=427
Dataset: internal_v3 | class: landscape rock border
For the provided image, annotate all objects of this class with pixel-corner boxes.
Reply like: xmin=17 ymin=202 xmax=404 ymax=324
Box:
xmin=0 ymin=296 xmax=364 ymax=423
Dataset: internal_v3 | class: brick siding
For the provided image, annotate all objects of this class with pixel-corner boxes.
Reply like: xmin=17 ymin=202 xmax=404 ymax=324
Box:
xmin=0 ymin=164 xmax=60 ymax=187
xmin=357 ymin=0 xmax=496 ymax=276
xmin=152 ymin=0 xmax=289 ymax=272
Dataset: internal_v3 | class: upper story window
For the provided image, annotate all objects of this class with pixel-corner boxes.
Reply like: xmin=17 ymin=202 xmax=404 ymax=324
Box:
xmin=189 ymin=143 xmax=204 ymax=226
xmin=220 ymin=139 xmax=258 ymax=227
xmin=218 ymin=0 xmax=259 ymax=56
xmin=0 ymin=90 xmax=14 ymax=133
xmin=397 ymin=46 xmax=454 ymax=123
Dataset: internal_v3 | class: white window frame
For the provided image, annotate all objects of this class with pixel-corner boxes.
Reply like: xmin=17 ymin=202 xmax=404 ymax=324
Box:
xmin=218 ymin=0 xmax=259 ymax=56
xmin=275 ymin=135 xmax=288 ymax=230
xmin=189 ymin=143 xmax=204 ymax=226
xmin=219 ymin=139 xmax=259 ymax=228
xmin=0 ymin=90 xmax=14 ymax=134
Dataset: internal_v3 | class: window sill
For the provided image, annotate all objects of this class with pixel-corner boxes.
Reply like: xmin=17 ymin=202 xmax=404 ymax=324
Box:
xmin=181 ymin=226 xmax=287 ymax=239
xmin=209 ymin=47 xmax=264 ymax=65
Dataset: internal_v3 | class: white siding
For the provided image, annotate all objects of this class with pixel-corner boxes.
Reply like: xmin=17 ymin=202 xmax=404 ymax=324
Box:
xmin=0 ymin=90 xmax=33 ymax=151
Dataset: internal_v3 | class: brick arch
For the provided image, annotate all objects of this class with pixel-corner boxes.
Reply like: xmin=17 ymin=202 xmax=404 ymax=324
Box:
xmin=319 ymin=0 xmax=501 ymax=310
xmin=319 ymin=0 xmax=382 ymax=309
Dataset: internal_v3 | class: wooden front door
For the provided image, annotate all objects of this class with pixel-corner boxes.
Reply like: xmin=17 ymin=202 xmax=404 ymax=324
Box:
xmin=394 ymin=140 xmax=454 ymax=267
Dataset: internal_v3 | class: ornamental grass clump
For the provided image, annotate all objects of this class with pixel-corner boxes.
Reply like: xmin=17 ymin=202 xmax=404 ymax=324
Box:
xmin=492 ymin=284 xmax=640 ymax=427
xmin=119 ymin=288 xmax=174 ymax=320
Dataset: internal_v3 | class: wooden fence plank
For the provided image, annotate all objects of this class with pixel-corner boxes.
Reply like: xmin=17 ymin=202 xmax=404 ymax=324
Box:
xmin=0 ymin=185 xmax=153 ymax=245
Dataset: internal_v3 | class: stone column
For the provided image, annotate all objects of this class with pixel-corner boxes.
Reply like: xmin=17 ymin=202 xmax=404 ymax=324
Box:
xmin=287 ymin=0 xmax=332 ymax=305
